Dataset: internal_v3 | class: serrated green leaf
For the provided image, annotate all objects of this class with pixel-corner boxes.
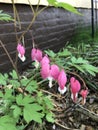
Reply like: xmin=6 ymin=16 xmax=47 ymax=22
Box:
xmin=57 ymin=2 xmax=81 ymax=15
xmin=45 ymin=50 xmax=56 ymax=58
xmin=58 ymin=49 xmax=71 ymax=57
xmin=32 ymin=103 xmax=43 ymax=111
xmin=4 ymin=73 xmax=9 ymax=79
xmin=0 ymin=73 xmax=7 ymax=86
xmin=21 ymin=78 xmax=28 ymax=86
xmin=76 ymin=57 xmax=88 ymax=64
xmin=44 ymin=97 xmax=54 ymax=110
xmin=71 ymin=57 xmax=77 ymax=63
xmin=9 ymin=79 xmax=20 ymax=88
xmin=82 ymin=64 xmax=98 ymax=76
xmin=0 ymin=124 xmax=17 ymax=130
xmin=4 ymin=89 xmax=14 ymax=100
xmin=0 ymin=115 xmax=16 ymax=126
xmin=23 ymin=104 xmax=43 ymax=123
xmin=16 ymin=94 xmax=34 ymax=106
xmin=16 ymin=94 xmax=24 ymax=106
xmin=25 ymin=80 xmax=38 ymax=93
xmin=71 ymin=57 xmax=88 ymax=64
xmin=47 ymin=0 xmax=81 ymax=15
xmin=0 ymin=10 xmax=13 ymax=22
xmin=9 ymin=70 xmax=18 ymax=79
xmin=72 ymin=64 xmax=85 ymax=73
xmin=11 ymin=105 xmax=22 ymax=118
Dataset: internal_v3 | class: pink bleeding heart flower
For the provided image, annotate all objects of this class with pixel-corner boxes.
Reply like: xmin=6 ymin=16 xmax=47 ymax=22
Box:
xmin=70 ymin=77 xmax=81 ymax=102
xmin=80 ymin=89 xmax=88 ymax=105
xmin=50 ymin=64 xmax=60 ymax=80
xmin=40 ymin=55 xmax=50 ymax=67
xmin=58 ymin=69 xmax=67 ymax=94
xmin=17 ymin=43 xmax=26 ymax=62
xmin=31 ymin=48 xmax=43 ymax=68
xmin=41 ymin=63 xmax=50 ymax=79
xmin=41 ymin=63 xmax=60 ymax=88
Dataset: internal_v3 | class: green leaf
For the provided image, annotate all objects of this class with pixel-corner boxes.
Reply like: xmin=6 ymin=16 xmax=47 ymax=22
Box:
xmin=72 ymin=64 xmax=85 ymax=73
xmin=47 ymin=0 xmax=81 ymax=15
xmin=11 ymin=105 xmax=22 ymax=118
xmin=44 ymin=50 xmax=56 ymax=58
xmin=21 ymin=78 xmax=28 ymax=86
xmin=0 ymin=10 xmax=13 ymax=22
xmin=16 ymin=94 xmax=34 ymax=106
xmin=23 ymin=104 xmax=44 ymax=123
xmin=71 ymin=57 xmax=88 ymax=64
xmin=0 ymin=73 xmax=7 ymax=86
xmin=0 ymin=124 xmax=17 ymax=130
xmin=44 ymin=96 xmax=54 ymax=110
xmin=0 ymin=115 xmax=17 ymax=130
xmin=46 ymin=113 xmax=55 ymax=123
xmin=4 ymin=73 xmax=9 ymax=79
xmin=9 ymin=79 xmax=20 ymax=88
xmin=76 ymin=57 xmax=88 ymax=64
xmin=4 ymin=89 xmax=14 ymax=100
xmin=47 ymin=0 xmax=57 ymax=6
xmin=82 ymin=64 xmax=98 ymax=76
xmin=58 ymin=49 xmax=71 ymax=57
xmin=71 ymin=56 xmax=77 ymax=63
xmin=25 ymin=80 xmax=38 ymax=93
xmin=9 ymin=70 xmax=18 ymax=79
xmin=57 ymin=2 xmax=81 ymax=15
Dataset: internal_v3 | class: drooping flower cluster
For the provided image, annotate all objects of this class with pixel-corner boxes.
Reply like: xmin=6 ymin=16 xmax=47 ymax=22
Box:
xmin=17 ymin=45 xmax=88 ymax=104
xmin=31 ymin=48 xmax=67 ymax=95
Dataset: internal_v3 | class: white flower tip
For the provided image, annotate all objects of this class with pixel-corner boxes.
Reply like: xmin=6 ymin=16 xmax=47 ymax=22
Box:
xmin=58 ymin=86 xmax=67 ymax=95
xmin=53 ymin=124 xmax=56 ymax=130
xmin=71 ymin=93 xmax=78 ymax=102
xmin=48 ymin=77 xmax=53 ymax=88
xmin=18 ymin=53 xmax=26 ymax=62
xmin=82 ymin=98 xmax=86 ymax=105
xmin=35 ymin=61 xmax=40 ymax=68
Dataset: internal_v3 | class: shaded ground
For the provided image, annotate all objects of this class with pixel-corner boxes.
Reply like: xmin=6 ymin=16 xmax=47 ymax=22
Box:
xmin=25 ymin=84 xmax=98 ymax=130
xmin=44 ymin=89 xmax=98 ymax=130
xmin=22 ymin=68 xmax=98 ymax=130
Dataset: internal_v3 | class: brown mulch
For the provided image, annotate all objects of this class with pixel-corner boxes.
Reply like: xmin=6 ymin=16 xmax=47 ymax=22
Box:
xmin=41 ymin=86 xmax=98 ymax=130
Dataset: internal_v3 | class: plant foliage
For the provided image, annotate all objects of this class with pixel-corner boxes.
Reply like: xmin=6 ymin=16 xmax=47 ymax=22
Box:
xmin=0 ymin=10 xmax=13 ymax=21
xmin=0 ymin=70 xmax=54 ymax=130
xmin=47 ymin=0 xmax=81 ymax=15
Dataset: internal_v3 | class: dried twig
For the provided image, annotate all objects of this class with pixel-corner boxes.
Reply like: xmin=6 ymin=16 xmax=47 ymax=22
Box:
xmin=55 ymin=121 xmax=79 ymax=130
xmin=75 ymin=104 xmax=98 ymax=122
